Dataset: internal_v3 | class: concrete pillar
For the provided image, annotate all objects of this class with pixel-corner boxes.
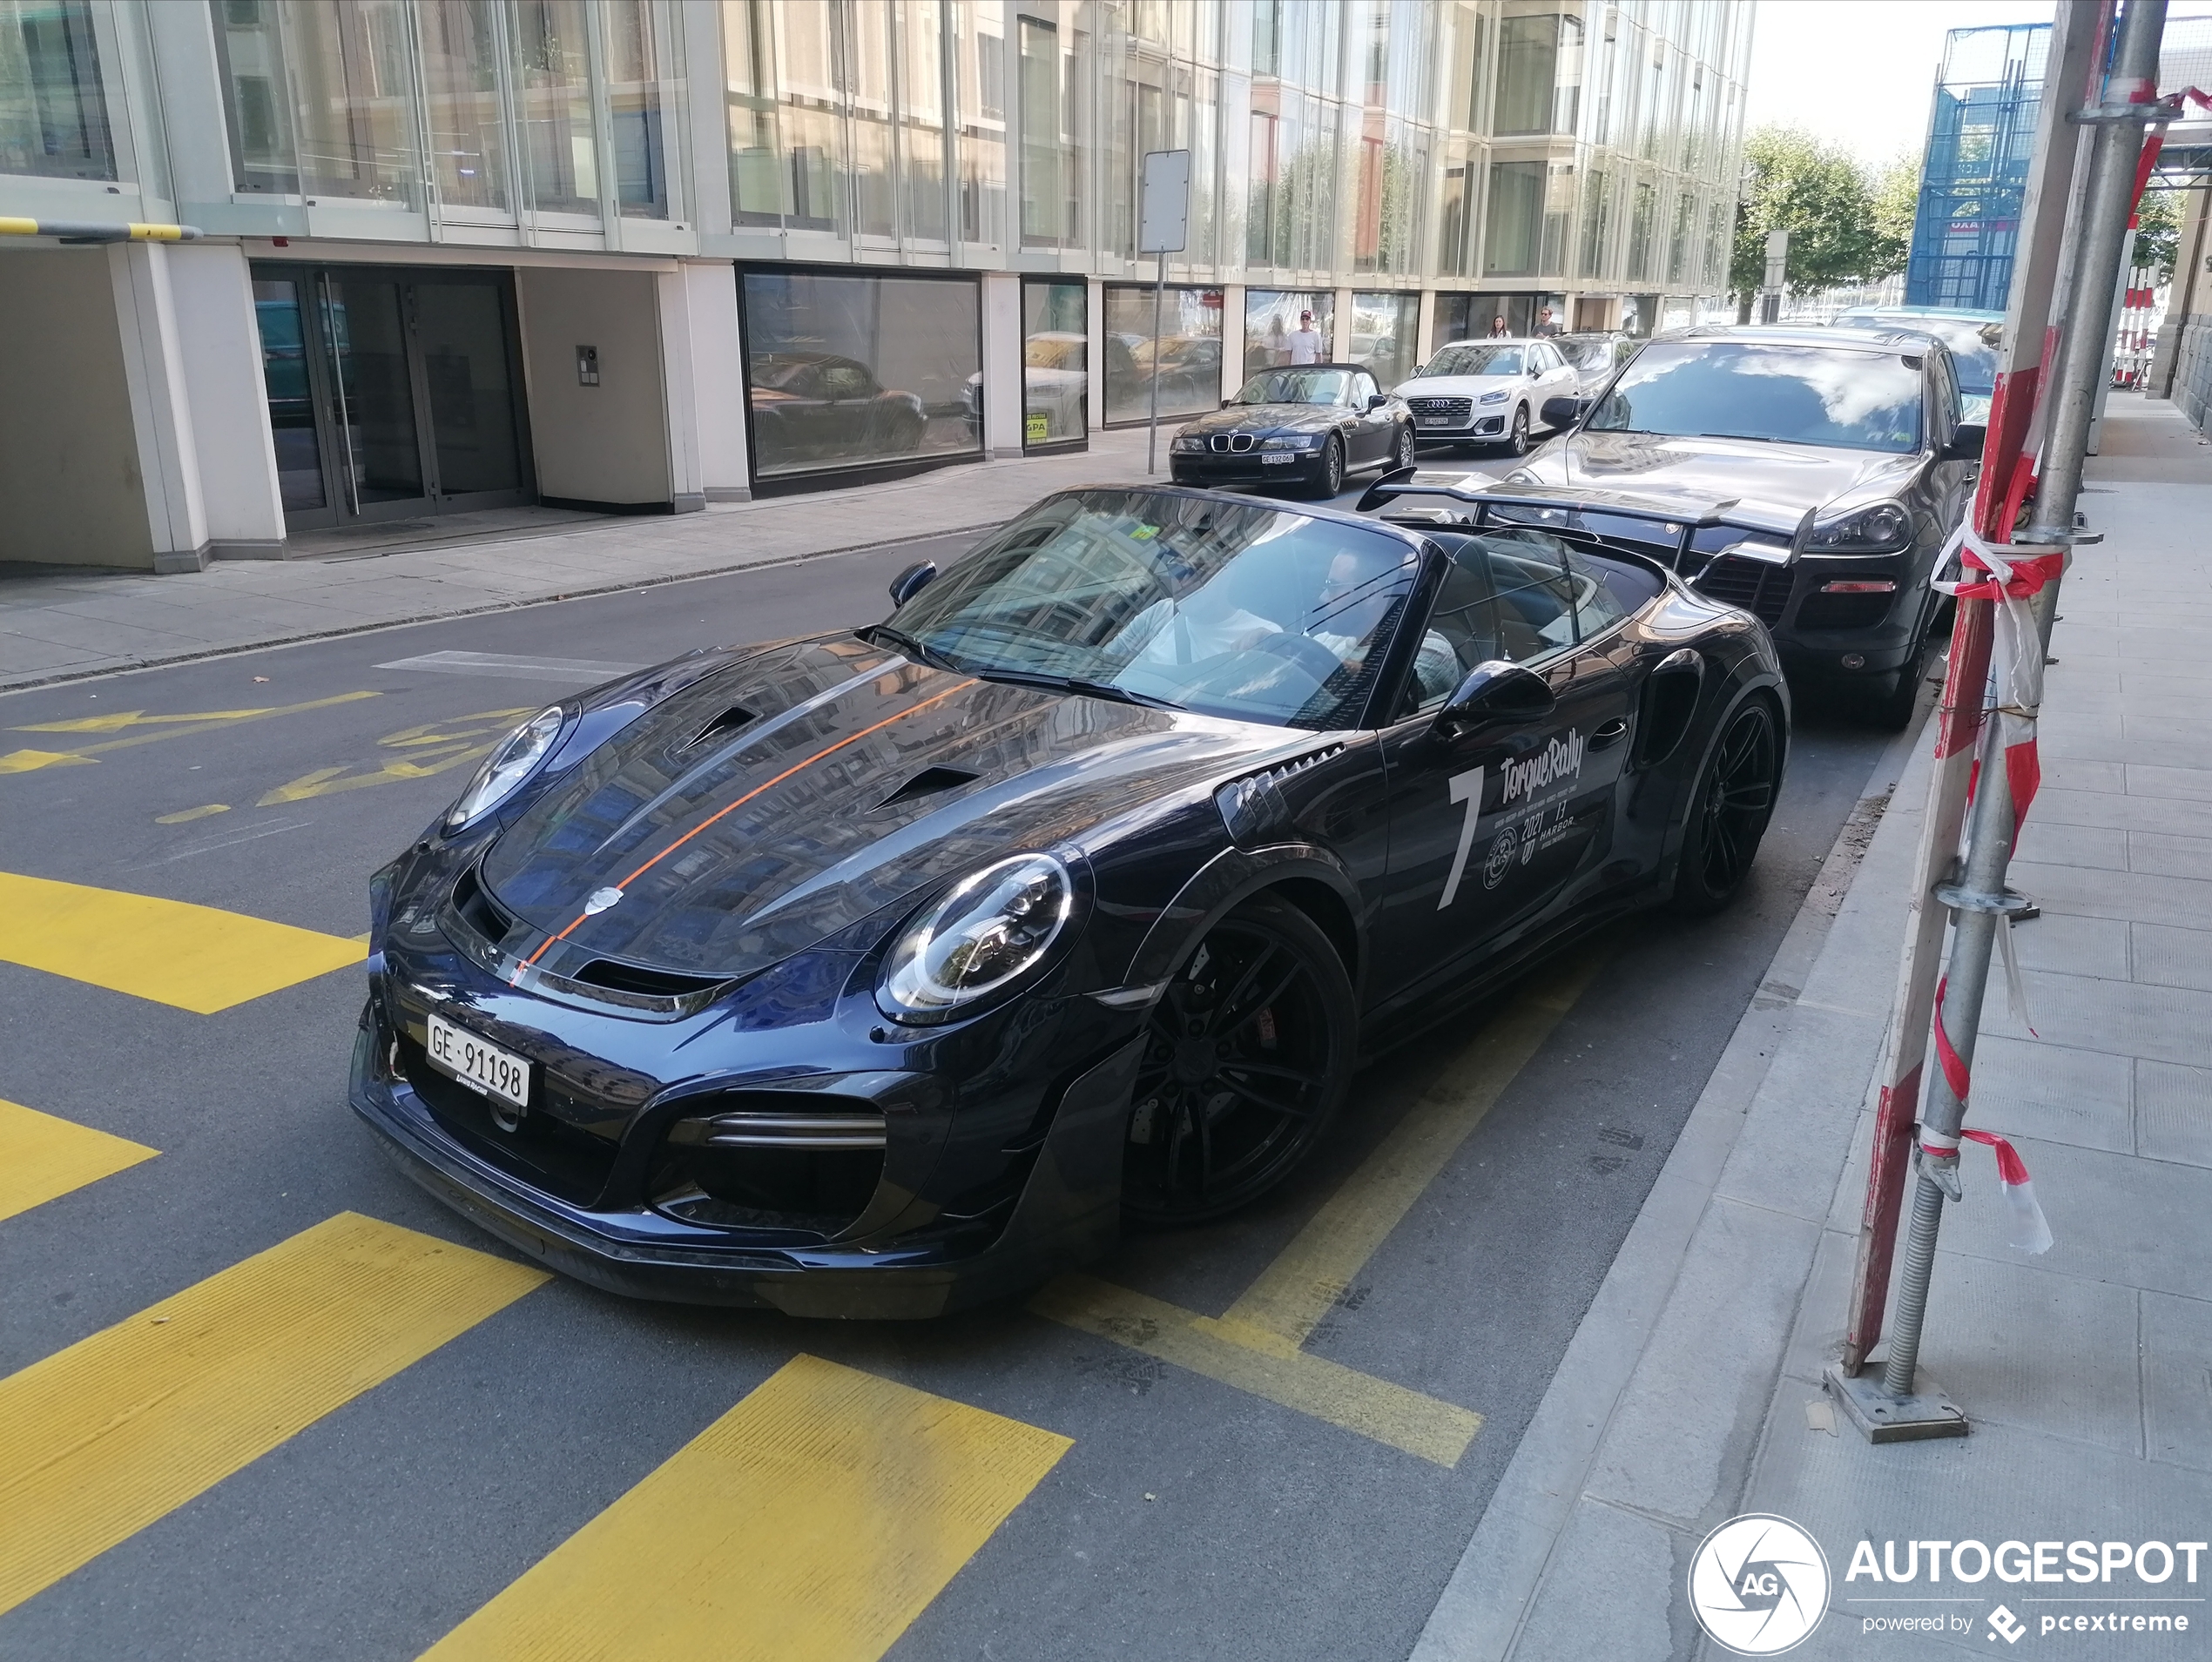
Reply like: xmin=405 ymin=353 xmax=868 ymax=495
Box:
xmin=1086 ymin=278 xmax=1106 ymax=433
xmin=165 ymin=244 xmax=287 ymax=558
xmin=515 ymin=266 xmax=678 ymax=510
xmin=1221 ymin=284 xmax=1246 ymax=397
xmin=108 ymin=242 xmax=211 ymax=572
xmin=654 ymin=267 xmax=705 ymax=512
xmin=980 ymin=271 xmax=1023 ymax=457
xmin=1332 ymin=286 xmax=1356 ymax=362
xmin=679 ymin=261 xmax=752 ymax=498
xmin=1416 ymin=289 xmax=1439 ymax=365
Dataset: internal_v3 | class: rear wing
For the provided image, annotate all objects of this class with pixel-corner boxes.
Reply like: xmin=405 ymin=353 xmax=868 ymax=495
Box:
xmin=1352 ymin=468 xmax=1812 ymax=569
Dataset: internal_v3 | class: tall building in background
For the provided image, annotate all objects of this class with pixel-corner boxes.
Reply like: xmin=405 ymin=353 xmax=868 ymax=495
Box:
xmin=0 ymin=0 xmax=1751 ymax=571
xmin=1906 ymin=16 xmax=2212 ymax=313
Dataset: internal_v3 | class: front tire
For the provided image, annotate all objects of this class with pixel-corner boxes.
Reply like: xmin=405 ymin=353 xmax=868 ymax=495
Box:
xmin=1122 ymin=895 xmax=1356 ymax=1226
xmin=1865 ymin=609 xmax=1935 ymax=731
xmin=1306 ymin=435 xmax=1346 ymax=498
xmin=1391 ymin=423 xmax=1418 ymax=471
xmin=1671 ymin=697 xmax=1782 ymax=915
xmin=1501 ymin=404 xmax=1532 ymax=456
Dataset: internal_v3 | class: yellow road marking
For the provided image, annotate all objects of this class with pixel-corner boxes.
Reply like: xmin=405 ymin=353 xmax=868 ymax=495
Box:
xmin=154 ymin=804 xmax=230 ymax=824
xmin=0 ymin=1212 xmax=546 ymax=1618
xmin=0 ymin=1098 xmax=157 ymax=1223
xmin=0 ymin=691 xmax=381 ymax=772
xmin=0 ymin=870 xmax=366 ymax=1013
xmin=1222 ymin=950 xmax=1608 ymax=1349
xmin=420 ymin=1353 xmax=1070 ymax=1662
xmin=1032 ymin=1275 xmax=1480 ymax=1468
xmin=257 ymin=707 xmax=536 ymax=806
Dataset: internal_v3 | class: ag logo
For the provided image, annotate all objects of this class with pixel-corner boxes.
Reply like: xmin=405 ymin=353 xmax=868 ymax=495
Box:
xmin=1687 ymin=1514 xmax=1830 ymax=1655
xmin=1484 ymin=824 xmax=1518 ymax=889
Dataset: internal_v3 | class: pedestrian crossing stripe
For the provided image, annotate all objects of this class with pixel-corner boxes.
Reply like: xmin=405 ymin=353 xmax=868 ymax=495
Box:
xmin=0 ymin=1097 xmax=157 ymax=1222
xmin=0 ymin=870 xmax=365 ymax=1013
xmin=0 ymin=1212 xmax=546 ymax=1618
xmin=419 ymin=1354 xmax=1072 ymax=1662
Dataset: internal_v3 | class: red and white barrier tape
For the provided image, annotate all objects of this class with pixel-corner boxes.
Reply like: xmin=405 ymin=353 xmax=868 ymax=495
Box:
xmin=1928 ymin=979 xmax=2056 ymax=1255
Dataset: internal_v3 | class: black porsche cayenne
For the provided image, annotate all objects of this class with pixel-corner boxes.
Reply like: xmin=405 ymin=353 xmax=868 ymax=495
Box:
xmin=354 ymin=485 xmax=1786 ymax=1316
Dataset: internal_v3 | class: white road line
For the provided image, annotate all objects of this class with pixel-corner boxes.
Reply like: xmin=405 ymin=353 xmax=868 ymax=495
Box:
xmin=374 ymin=651 xmax=645 ymax=684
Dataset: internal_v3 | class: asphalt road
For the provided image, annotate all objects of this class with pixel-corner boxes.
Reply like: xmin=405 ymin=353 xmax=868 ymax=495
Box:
xmin=0 ymin=493 xmax=1901 ymax=1661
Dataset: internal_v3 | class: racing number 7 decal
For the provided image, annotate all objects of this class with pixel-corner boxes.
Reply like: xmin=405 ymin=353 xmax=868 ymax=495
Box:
xmin=1438 ymin=766 xmax=1484 ymax=910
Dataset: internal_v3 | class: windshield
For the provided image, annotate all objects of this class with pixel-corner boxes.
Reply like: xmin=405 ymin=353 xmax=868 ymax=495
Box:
xmin=1554 ymin=337 xmax=1613 ymax=369
xmin=1235 ymin=368 xmax=1353 ymax=406
xmin=1419 ymin=345 xmax=1523 ymax=378
xmin=883 ymin=488 xmax=1419 ymax=729
xmin=1587 ymin=341 xmax=1924 ymax=453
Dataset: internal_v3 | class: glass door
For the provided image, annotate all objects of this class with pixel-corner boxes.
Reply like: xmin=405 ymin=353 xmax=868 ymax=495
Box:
xmin=252 ymin=263 xmax=533 ymax=530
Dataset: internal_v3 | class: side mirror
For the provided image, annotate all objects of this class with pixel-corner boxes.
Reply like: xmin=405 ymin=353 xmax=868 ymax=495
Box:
xmin=888 ymin=560 xmax=938 ymax=608
xmin=1434 ymin=662 xmax=1555 ymax=737
xmin=1366 ymin=393 xmax=1390 ymax=411
xmin=1541 ymin=395 xmax=1588 ymax=428
xmin=1940 ymin=422 xmax=1986 ymax=462
xmin=1221 ymin=398 xmax=1233 ymax=408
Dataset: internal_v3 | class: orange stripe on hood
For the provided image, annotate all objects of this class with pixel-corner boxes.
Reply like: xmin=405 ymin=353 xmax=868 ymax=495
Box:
xmin=519 ymin=676 xmax=979 ymax=973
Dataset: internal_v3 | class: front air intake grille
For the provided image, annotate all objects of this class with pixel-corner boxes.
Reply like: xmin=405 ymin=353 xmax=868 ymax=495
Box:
xmin=1409 ymin=396 xmax=1474 ymax=425
xmin=1795 ymin=590 xmax=1896 ymax=632
xmin=647 ymin=1091 xmax=888 ymax=1239
xmin=395 ymin=1033 xmax=617 ymax=1207
xmin=1209 ymin=432 xmax=1258 ymax=453
xmin=1690 ymin=555 xmax=1792 ymax=625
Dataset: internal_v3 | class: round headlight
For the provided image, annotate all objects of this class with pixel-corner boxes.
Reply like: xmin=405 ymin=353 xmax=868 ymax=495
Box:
xmin=877 ymin=854 xmax=1073 ymax=1023
xmin=444 ymin=705 xmax=565 ymax=831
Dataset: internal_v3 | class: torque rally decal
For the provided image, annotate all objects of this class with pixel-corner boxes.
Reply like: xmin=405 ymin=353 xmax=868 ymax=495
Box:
xmin=1439 ymin=728 xmax=1588 ymax=910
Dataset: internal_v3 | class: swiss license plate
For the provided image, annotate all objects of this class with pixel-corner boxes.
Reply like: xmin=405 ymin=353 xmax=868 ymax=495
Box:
xmin=1418 ymin=415 xmax=1449 ymax=427
xmin=1262 ymin=454 xmax=1297 ymax=465
xmin=426 ymin=1013 xmax=529 ymax=1111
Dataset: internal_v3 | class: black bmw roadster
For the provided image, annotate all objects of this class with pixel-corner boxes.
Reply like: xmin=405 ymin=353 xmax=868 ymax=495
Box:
xmin=355 ymin=485 xmax=1786 ymax=1316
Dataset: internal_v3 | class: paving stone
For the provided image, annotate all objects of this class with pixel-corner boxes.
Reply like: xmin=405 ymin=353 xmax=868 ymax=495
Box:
xmin=2013 ymin=820 xmax=2128 ymax=871
xmin=2007 ymin=859 xmax=2212 ymax=932
xmin=2130 ymin=831 xmax=2212 ymax=881
xmin=1966 ymin=1035 xmax=2133 ymax=1154
xmin=2133 ymin=924 xmax=2212 ymax=993
xmin=1978 ymin=967 xmax=2212 ymax=1068
xmin=2136 ymin=1060 xmax=2212 ymax=1169
xmin=2141 ymin=1290 xmax=2212 ymax=1470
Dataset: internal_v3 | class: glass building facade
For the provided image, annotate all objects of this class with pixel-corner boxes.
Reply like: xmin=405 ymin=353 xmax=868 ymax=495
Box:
xmin=0 ymin=0 xmax=1751 ymax=569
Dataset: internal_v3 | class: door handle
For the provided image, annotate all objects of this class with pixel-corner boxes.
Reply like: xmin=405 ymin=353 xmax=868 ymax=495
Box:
xmin=1589 ymin=717 xmax=1630 ymax=750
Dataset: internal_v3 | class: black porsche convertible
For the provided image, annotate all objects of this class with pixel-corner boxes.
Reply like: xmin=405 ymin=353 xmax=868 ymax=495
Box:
xmin=354 ymin=484 xmax=1786 ymax=1316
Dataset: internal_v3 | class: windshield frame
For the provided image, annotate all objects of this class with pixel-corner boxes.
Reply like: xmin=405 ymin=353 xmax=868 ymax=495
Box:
xmin=879 ymin=487 xmax=1431 ymax=732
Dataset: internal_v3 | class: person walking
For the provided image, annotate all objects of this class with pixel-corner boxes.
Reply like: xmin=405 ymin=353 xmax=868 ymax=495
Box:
xmin=1285 ymin=309 xmax=1325 ymax=365
xmin=1534 ymin=307 xmax=1561 ymax=337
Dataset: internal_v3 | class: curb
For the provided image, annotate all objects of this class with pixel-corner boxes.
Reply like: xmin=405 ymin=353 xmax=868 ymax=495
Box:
xmin=0 ymin=521 xmax=1004 ymax=699
xmin=1409 ymin=701 xmax=1935 ymax=1662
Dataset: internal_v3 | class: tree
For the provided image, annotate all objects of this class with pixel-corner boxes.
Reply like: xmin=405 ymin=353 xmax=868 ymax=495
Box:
xmin=2134 ymin=188 xmax=2182 ymax=277
xmin=1869 ymin=151 xmax=1922 ymax=280
xmin=1730 ymin=125 xmax=1881 ymax=318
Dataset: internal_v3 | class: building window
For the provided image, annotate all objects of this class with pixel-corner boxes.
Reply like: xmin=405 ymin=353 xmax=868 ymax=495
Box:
xmin=1017 ymin=14 xmax=1078 ymax=247
xmin=1485 ymin=159 xmax=1542 ymax=278
xmin=1493 ymin=14 xmax=1557 ymax=137
xmin=212 ymin=0 xmax=426 ymax=203
xmin=1579 ymin=165 xmax=1609 ymax=279
xmin=512 ymin=0 xmax=599 ymax=219
xmin=1021 ymin=277 xmax=1086 ymax=447
xmin=1103 ymin=283 xmax=1222 ymax=424
xmin=954 ymin=0 xmax=1005 ymax=243
xmin=418 ymin=0 xmax=509 ymax=212
xmin=1626 ymin=179 xmax=1655 ymax=281
xmin=1244 ymin=288 xmax=1334 ymax=380
xmin=1350 ymin=291 xmax=1418 ymax=389
xmin=740 ymin=268 xmax=981 ymax=480
xmin=0 ymin=0 xmax=113 ymax=181
xmin=606 ymin=0 xmax=670 ymax=217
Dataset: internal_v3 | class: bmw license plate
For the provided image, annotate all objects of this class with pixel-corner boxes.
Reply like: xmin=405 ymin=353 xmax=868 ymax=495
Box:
xmin=1262 ymin=454 xmax=1296 ymax=465
xmin=426 ymin=1013 xmax=529 ymax=1111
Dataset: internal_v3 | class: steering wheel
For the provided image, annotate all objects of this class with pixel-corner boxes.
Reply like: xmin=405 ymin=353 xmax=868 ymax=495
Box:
xmin=1247 ymin=629 xmax=1350 ymax=685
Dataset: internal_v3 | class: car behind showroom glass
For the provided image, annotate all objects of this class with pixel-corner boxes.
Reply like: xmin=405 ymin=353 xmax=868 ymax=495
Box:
xmin=741 ymin=269 xmax=983 ymax=481
xmin=1022 ymin=279 xmax=1087 ymax=450
xmin=1103 ymin=285 xmax=1225 ymax=425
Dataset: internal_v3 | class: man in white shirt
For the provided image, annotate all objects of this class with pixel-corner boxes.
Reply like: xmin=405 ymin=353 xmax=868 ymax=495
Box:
xmin=1285 ymin=310 xmax=1324 ymax=365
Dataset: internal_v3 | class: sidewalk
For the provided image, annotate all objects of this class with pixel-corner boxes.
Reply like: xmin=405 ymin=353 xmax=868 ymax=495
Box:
xmin=0 ymin=429 xmax=1158 ymax=693
xmin=1413 ymin=394 xmax=2212 ymax=1662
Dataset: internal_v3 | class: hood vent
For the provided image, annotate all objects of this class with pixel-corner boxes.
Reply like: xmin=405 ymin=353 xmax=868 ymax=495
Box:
xmin=680 ymin=705 xmax=759 ymax=753
xmin=877 ymin=764 xmax=980 ymax=808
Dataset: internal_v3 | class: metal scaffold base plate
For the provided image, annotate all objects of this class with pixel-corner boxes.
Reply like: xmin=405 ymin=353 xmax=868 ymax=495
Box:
xmin=1824 ymin=1362 xmax=1969 ymax=1443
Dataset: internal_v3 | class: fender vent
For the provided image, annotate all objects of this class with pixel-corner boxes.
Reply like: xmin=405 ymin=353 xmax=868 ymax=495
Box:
xmin=879 ymin=764 xmax=979 ymax=807
xmin=681 ymin=705 xmax=758 ymax=753
xmin=1216 ymin=745 xmax=1345 ymax=844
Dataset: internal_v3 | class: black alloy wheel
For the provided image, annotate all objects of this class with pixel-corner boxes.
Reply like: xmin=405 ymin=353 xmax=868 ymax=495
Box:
xmin=1671 ymin=697 xmax=1782 ymax=915
xmin=1393 ymin=422 xmax=1418 ymax=470
xmin=1122 ymin=895 xmax=1356 ymax=1225
xmin=1308 ymin=434 xmax=1346 ymax=498
xmin=1502 ymin=404 xmax=1532 ymax=456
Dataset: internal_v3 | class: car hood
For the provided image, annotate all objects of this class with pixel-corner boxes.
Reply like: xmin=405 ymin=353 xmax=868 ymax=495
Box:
xmin=1178 ymin=403 xmax=1347 ymax=437
xmin=479 ymin=636 xmax=1298 ymax=981
xmin=1395 ymin=375 xmax=1527 ymax=398
xmin=1512 ymin=430 xmax=1921 ymax=512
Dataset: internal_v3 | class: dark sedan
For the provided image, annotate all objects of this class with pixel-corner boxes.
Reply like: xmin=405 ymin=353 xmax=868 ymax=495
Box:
xmin=1507 ymin=326 xmax=1982 ymax=727
xmin=354 ymin=485 xmax=1785 ymax=1317
xmin=1170 ymin=365 xmax=1417 ymax=496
